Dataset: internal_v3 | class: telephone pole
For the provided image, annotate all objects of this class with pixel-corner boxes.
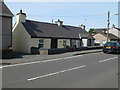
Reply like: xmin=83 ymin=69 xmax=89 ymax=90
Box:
xmin=107 ymin=11 xmax=110 ymax=42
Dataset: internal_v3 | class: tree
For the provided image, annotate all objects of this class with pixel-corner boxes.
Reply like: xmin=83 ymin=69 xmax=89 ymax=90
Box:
xmin=88 ymin=29 xmax=94 ymax=34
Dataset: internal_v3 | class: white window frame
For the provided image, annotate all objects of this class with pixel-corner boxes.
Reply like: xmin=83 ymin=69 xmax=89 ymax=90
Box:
xmin=63 ymin=40 xmax=67 ymax=48
xmin=38 ymin=39 xmax=44 ymax=48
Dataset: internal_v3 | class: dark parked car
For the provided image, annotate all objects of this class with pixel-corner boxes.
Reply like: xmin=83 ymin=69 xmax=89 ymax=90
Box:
xmin=103 ymin=41 xmax=120 ymax=54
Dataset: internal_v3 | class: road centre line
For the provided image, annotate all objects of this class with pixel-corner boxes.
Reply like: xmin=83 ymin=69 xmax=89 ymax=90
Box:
xmin=2 ymin=55 xmax=83 ymax=68
xmin=27 ymin=56 xmax=118 ymax=81
xmin=27 ymin=65 xmax=86 ymax=81
xmin=99 ymin=57 xmax=118 ymax=63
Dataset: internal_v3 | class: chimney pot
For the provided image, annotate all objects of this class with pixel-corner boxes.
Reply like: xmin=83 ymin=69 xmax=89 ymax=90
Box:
xmin=55 ymin=19 xmax=63 ymax=26
xmin=80 ymin=24 xmax=85 ymax=30
xmin=16 ymin=10 xmax=26 ymax=23
xmin=112 ymin=24 xmax=115 ymax=28
xmin=20 ymin=10 xmax=22 ymax=14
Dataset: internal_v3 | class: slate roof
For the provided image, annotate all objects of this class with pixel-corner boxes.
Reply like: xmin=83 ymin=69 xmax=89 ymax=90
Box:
xmin=114 ymin=27 xmax=120 ymax=31
xmin=0 ymin=2 xmax=13 ymax=17
xmin=22 ymin=20 xmax=93 ymax=39
xmin=95 ymin=32 xmax=119 ymax=40
xmin=93 ymin=27 xmax=120 ymax=33
xmin=92 ymin=28 xmax=107 ymax=33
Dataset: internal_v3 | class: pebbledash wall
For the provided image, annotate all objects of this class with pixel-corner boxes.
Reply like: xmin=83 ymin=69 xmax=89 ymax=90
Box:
xmin=118 ymin=1 xmax=120 ymax=28
xmin=0 ymin=0 xmax=13 ymax=59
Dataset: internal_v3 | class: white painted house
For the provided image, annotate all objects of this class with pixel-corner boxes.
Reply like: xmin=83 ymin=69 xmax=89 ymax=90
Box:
xmin=92 ymin=25 xmax=120 ymax=46
xmin=109 ymin=25 xmax=120 ymax=38
xmin=12 ymin=10 xmax=94 ymax=54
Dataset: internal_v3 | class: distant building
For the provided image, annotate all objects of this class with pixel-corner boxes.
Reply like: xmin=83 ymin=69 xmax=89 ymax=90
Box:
xmin=91 ymin=25 xmax=120 ymax=46
xmin=0 ymin=0 xmax=13 ymax=58
xmin=91 ymin=28 xmax=107 ymax=35
xmin=109 ymin=24 xmax=120 ymax=38
xmin=93 ymin=32 xmax=119 ymax=46
xmin=12 ymin=10 xmax=94 ymax=54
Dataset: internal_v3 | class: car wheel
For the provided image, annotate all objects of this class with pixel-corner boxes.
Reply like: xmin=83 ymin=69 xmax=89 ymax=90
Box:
xmin=103 ymin=51 xmax=107 ymax=53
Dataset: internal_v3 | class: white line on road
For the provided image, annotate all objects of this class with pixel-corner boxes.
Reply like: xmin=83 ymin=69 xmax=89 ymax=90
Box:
xmin=2 ymin=55 xmax=83 ymax=68
xmin=0 ymin=67 xmax=2 ymax=69
xmin=99 ymin=57 xmax=118 ymax=63
xmin=27 ymin=65 xmax=86 ymax=81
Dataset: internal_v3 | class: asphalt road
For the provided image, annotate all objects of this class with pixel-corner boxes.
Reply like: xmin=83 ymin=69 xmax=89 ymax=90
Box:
xmin=2 ymin=52 xmax=119 ymax=88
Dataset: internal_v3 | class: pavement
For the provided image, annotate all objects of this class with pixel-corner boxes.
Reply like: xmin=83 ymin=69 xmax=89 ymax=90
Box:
xmin=2 ymin=52 xmax=118 ymax=88
xmin=0 ymin=49 xmax=102 ymax=65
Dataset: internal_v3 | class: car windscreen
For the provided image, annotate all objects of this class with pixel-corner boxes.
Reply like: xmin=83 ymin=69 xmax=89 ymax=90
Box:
xmin=104 ymin=42 xmax=116 ymax=47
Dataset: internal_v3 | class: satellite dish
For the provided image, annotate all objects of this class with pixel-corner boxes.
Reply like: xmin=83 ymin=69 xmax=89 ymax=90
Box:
xmin=79 ymin=33 xmax=82 ymax=39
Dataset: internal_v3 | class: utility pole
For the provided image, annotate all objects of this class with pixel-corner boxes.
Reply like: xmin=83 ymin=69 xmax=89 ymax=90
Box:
xmin=107 ymin=11 xmax=110 ymax=42
xmin=52 ymin=19 xmax=54 ymax=23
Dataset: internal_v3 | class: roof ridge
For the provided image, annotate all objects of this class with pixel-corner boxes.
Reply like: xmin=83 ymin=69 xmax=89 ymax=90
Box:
xmin=26 ymin=19 xmax=56 ymax=25
xmin=95 ymin=32 xmax=119 ymax=39
xmin=26 ymin=19 xmax=83 ymax=29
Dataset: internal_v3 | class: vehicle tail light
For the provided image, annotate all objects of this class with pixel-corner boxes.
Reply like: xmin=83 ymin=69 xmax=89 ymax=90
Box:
xmin=113 ymin=46 xmax=117 ymax=49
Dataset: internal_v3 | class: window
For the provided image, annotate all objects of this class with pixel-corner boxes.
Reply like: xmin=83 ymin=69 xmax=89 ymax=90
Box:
xmin=94 ymin=40 xmax=99 ymax=43
xmin=102 ymin=40 xmax=106 ymax=44
xmin=63 ymin=40 xmax=67 ymax=48
xmin=38 ymin=40 xmax=44 ymax=48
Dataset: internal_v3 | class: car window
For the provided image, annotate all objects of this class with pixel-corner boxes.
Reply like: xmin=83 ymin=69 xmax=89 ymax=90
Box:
xmin=104 ymin=42 xmax=111 ymax=47
xmin=116 ymin=43 xmax=120 ymax=47
xmin=104 ymin=42 xmax=118 ymax=47
xmin=112 ymin=43 xmax=116 ymax=46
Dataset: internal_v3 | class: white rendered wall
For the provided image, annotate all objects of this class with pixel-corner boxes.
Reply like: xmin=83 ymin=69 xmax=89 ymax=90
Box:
xmin=30 ymin=38 xmax=51 ymax=49
xmin=12 ymin=23 xmax=31 ymax=54
xmin=58 ymin=39 xmax=70 ymax=48
xmin=82 ymin=39 xmax=87 ymax=47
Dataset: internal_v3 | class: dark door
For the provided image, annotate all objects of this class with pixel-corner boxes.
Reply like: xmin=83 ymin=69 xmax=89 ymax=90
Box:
xmin=88 ymin=39 xmax=91 ymax=46
xmin=51 ymin=38 xmax=57 ymax=48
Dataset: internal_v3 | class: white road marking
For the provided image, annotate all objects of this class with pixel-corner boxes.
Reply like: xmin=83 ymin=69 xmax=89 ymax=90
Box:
xmin=0 ymin=67 xmax=2 ymax=69
xmin=2 ymin=55 xmax=83 ymax=68
xmin=99 ymin=57 xmax=118 ymax=63
xmin=27 ymin=65 xmax=86 ymax=81
xmin=63 ymin=55 xmax=82 ymax=59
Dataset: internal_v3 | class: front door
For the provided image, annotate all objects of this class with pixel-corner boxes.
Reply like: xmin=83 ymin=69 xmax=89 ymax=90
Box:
xmin=51 ymin=38 xmax=57 ymax=48
xmin=88 ymin=39 xmax=91 ymax=46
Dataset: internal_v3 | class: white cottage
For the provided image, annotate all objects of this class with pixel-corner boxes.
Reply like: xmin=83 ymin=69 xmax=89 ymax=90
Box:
xmin=109 ymin=25 xmax=120 ymax=38
xmin=12 ymin=10 xmax=94 ymax=54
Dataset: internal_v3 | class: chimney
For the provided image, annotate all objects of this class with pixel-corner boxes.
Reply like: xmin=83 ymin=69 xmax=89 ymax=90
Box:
xmin=16 ymin=10 xmax=26 ymax=23
xmin=55 ymin=19 xmax=63 ymax=26
xmin=112 ymin=24 xmax=115 ymax=28
xmin=80 ymin=24 xmax=85 ymax=30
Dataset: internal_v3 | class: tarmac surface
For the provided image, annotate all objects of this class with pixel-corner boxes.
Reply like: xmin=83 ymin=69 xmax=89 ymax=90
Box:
xmin=2 ymin=52 xmax=118 ymax=88
xmin=0 ymin=49 xmax=102 ymax=65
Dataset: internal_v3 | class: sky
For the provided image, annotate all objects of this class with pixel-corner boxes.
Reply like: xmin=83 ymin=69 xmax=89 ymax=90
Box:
xmin=5 ymin=2 xmax=118 ymax=31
